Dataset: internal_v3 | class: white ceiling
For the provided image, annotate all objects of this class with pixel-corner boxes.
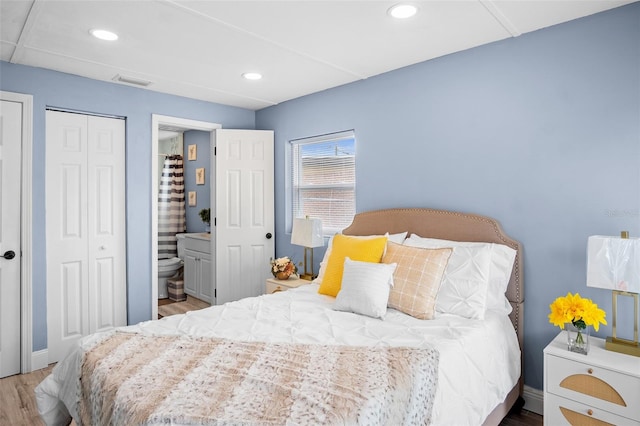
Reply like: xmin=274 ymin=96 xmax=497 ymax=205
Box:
xmin=1 ymin=0 xmax=635 ymax=110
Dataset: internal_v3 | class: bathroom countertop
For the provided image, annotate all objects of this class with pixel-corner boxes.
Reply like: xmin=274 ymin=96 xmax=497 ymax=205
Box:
xmin=184 ymin=232 xmax=211 ymax=240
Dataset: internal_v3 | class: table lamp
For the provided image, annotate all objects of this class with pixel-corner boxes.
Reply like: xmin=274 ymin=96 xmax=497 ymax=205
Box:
xmin=586 ymin=232 xmax=640 ymax=357
xmin=291 ymin=217 xmax=324 ymax=280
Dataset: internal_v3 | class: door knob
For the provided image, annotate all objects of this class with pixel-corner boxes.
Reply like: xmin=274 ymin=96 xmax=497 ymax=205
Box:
xmin=266 ymin=233 xmax=272 ymax=239
xmin=2 ymin=250 xmax=16 ymax=260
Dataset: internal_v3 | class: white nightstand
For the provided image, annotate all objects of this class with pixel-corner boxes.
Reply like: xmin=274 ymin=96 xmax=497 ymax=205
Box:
xmin=265 ymin=277 xmax=310 ymax=294
xmin=543 ymin=331 xmax=640 ymax=425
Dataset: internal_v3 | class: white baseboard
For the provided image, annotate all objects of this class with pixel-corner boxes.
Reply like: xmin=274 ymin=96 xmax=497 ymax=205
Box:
xmin=31 ymin=349 xmax=49 ymax=372
xmin=523 ymin=385 xmax=543 ymax=415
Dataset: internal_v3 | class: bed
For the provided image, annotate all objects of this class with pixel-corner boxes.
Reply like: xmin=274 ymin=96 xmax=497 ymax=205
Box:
xmin=35 ymin=207 xmax=524 ymax=426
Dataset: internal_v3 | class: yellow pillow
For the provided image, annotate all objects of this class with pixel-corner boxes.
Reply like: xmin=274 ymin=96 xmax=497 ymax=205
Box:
xmin=318 ymin=234 xmax=388 ymax=297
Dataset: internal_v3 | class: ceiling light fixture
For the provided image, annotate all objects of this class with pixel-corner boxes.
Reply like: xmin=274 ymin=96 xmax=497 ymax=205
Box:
xmin=242 ymin=72 xmax=262 ymax=80
xmin=90 ymin=29 xmax=118 ymax=41
xmin=388 ymin=4 xmax=418 ymax=19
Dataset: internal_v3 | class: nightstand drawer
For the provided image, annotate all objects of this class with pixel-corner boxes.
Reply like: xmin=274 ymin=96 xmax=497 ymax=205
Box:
xmin=545 ymin=393 xmax=640 ymax=426
xmin=265 ymin=277 xmax=309 ymax=294
xmin=546 ymin=354 xmax=640 ymax=421
xmin=266 ymin=281 xmax=289 ymax=294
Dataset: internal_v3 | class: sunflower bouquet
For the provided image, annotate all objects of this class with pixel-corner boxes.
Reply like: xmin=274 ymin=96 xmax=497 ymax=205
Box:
xmin=549 ymin=292 xmax=607 ymax=353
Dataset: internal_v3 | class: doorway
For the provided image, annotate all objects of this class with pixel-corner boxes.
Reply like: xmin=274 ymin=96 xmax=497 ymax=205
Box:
xmin=150 ymin=115 xmax=221 ymax=320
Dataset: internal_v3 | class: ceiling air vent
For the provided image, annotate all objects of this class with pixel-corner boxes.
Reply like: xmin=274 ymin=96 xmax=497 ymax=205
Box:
xmin=112 ymin=74 xmax=152 ymax=87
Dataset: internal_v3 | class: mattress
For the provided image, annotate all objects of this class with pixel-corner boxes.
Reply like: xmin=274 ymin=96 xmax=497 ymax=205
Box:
xmin=36 ymin=283 xmax=520 ymax=425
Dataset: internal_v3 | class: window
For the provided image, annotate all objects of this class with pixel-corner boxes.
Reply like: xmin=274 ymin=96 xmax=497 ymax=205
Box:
xmin=290 ymin=130 xmax=356 ymax=235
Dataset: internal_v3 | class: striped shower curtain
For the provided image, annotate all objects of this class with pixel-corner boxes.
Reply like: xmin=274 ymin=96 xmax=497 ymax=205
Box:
xmin=158 ymin=155 xmax=186 ymax=259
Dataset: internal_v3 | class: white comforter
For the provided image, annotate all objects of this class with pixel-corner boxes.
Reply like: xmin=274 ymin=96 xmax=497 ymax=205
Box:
xmin=36 ymin=283 xmax=520 ymax=426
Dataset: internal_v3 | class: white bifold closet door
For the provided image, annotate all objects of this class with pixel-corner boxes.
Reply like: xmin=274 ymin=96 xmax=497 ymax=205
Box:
xmin=46 ymin=110 xmax=127 ymax=363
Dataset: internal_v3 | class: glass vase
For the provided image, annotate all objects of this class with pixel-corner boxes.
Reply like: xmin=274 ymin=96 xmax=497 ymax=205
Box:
xmin=566 ymin=323 xmax=590 ymax=355
xmin=275 ymin=271 xmax=292 ymax=280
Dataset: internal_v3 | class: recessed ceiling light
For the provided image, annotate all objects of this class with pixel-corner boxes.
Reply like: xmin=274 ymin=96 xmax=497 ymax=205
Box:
xmin=388 ymin=4 xmax=418 ymax=19
xmin=90 ymin=29 xmax=118 ymax=41
xmin=242 ymin=72 xmax=262 ymax=80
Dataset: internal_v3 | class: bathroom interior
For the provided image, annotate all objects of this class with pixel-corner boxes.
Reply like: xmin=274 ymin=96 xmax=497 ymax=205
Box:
xmin=157 ymin=127 xmax=212 ymax=318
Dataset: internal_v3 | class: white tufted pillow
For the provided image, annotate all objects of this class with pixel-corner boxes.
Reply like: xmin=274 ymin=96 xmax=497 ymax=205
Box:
xmin=405 ymin=234 xmax=516 ymax=317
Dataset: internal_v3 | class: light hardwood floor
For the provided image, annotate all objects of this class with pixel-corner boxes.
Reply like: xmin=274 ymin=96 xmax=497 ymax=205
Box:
xmin=0 ymin=364 xmax=54 ymax=425
xmin=158 ymin=295 xmax=210 ymax=319
xmin=2 ymin=364 xmax=542 ymax=425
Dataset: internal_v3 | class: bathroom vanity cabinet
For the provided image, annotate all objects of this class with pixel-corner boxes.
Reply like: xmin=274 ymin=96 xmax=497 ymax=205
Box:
xmin=183 ymin=233 xmax=214 ymax=304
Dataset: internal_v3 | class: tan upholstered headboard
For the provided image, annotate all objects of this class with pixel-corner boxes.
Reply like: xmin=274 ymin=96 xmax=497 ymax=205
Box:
xmin=342 ymin=208 xmax=524 ymax=393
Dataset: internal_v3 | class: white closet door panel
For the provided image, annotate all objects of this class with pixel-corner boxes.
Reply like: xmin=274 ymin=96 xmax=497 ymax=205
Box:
xmin=46 ymin=111 xmax=90 ymax=362
xmin=93 ymin=258 xmax=115 ymax=332
xmin=216 ymin=129 xmax=274 ymax=305
xmin=87 ymin=115 xmax=126 ymax=332
xmin=61 ymin=165 xmax=83 ymax=238
xmin=60 ymin=261 xmax=84 ymax=338
xmin=95 ymin=166 xmax=114 ymax=234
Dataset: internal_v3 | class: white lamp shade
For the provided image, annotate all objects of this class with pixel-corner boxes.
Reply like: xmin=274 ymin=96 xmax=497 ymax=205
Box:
xmin=291 ymin=217 xmax=324 ymax=248
xmin=587 ymin=235 xmax=640 ymax=293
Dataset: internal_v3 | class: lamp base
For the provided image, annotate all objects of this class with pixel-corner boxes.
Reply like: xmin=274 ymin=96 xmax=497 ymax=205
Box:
xmin=605 ymin=336 xmax=640 ymax=357
xmin=298 ymin=273 xmax=314 ymax=281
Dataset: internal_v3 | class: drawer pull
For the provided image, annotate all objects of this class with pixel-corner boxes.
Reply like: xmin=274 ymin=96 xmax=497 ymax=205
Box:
xmin=273 ymin=286 xmax=283 ymax=293
xmin=587 ymin=368 xmax=593 ymax=374
xmin=587 ymin=409 xmax=593 ymax=416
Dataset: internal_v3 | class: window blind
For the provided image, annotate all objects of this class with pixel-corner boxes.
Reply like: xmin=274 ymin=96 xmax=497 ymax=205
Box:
xmin=290 ymin=130 xmax=356 ymax=235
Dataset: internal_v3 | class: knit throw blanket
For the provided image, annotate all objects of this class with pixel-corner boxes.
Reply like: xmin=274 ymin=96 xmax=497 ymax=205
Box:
xmin=78 ymin=332 xmax=439 ymax=425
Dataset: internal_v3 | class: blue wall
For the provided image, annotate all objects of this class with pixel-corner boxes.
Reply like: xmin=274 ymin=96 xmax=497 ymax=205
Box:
xmin=256 ymin=3 xmax=640 ymax=391
xmin=184 ymin=130 xmax=212 ymax=232
xmin=0 ymin=61 xmax=255 ymax=350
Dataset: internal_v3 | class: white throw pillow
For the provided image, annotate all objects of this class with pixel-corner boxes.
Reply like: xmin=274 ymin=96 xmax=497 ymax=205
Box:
xmin=403 ymin=239 xmax=491 ymax=319
xmin=405 ymin=234 xmax=516 ymax=316
xmin=314 ymin=232 xmax=407 ymax=285
xmin=333 ymin=257 xmax=397 ymax=319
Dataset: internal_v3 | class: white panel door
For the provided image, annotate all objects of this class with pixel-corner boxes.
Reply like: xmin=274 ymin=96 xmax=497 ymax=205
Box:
xmin=215 ymin=129 xmax=274 ymax=305
xmin=87 ymin=116 xmax=127 ymax=334
xmin=0 ymin=100 xmax=22 ymax=378
xmin=46 ymin=111 xmax=126 ymax=363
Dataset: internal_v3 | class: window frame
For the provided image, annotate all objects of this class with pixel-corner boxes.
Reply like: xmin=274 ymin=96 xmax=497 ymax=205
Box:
xmin=287 ymin=130 xmax=356 ymax=237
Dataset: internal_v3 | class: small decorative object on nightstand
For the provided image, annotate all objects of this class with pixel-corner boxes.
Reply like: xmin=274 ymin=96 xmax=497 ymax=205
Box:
xmin=544 ymin=332 xmax=640 ymax=425
xmin=548 ymin=292 xmax=607 ymax=355
xmin=265 ymin=277 xmax=309 ymax=294
xmin=270 ymin=256 xmax=297 ymax=280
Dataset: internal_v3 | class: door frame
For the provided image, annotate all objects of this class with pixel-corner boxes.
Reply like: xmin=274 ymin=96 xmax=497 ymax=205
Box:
xmin=151 ymin=115 xmax=221 ymax=319
xmin=0 ymin=91 xmax=33 ymax=373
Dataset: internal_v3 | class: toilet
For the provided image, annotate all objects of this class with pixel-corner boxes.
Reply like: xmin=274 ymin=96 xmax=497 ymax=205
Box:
xmin=158 ymin=234 xmax=185 ymax=299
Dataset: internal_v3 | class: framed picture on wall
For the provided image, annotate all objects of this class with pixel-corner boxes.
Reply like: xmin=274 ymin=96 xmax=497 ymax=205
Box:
xmin=188 ymin=191 xmax=197 ymax=206
xmin=188 ymin=144 xmax=197 ymax=160
xmin=196 ymin=168 xmax=205 ymax=185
